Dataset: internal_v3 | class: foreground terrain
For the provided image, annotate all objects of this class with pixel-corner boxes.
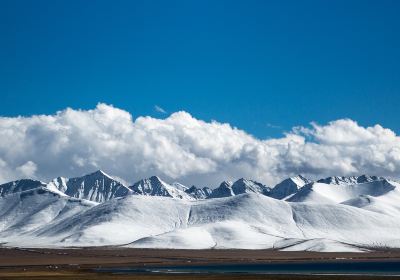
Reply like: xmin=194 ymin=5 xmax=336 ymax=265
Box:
xmin=1 ymin=247 xmax=400 ymax=279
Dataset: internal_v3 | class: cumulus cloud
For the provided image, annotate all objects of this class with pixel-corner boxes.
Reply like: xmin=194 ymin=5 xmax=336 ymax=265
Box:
xmin=0 ymin=103 xmax=399 ymax=187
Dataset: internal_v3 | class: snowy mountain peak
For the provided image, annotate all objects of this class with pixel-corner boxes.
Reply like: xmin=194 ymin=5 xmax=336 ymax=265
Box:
xmin=357 ymin=175 xmax=385 ymax=183
xmin=0 ymin=179 xmax=47 ymax=197
xmin=86 ymin=169 xmax=114 ymax=179
xmin=234 ymin=178 xmax=250 ymax=185
xmin=269 ymin=175 xmax=311 ymax=200
xmin=47 ymin=171 xmax=130 ymax=203
xmin=208 ymin=179 xmax=271 ymax=198
xmin=317 ymin=175 xmax=384 ymax=185
xmin=208 ymin=181 xmax=234 ymax=198
xmin=231 ymin=178 xmax=270 ymax=195
xmin=220 ymin=180 xmax=233 ymax=188
xmin=290 ymin=174 xmax=311 ymax=185
xmin=287 ymin=177 xmax=396 ymax=204
xmin=185 ymin=185 xmax=213 ymax=199
xmin=130 ymin=176 xmax=194 ymax=200
xmin=148 ymin=175 xmax=162 ymax=182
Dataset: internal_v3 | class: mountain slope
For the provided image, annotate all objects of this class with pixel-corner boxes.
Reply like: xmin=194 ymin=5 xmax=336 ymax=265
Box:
xmin=132 ymin=195 xmax=400 ymax=250
xmin=6 ymin=193 xmax=398 ymax=251
xmin=1 ymin=173 xmax=400 ymax=251
xmin=0 ymin=187 xmax=95 ymax=246
xmin=0 ymin=179 xmax=47 ymax=197
xmin=287 ymin=178 xmax=396 ymax=204
xmin=32 ymin=195 xmax=191 ymax=246
xmin=341 ymin=180 xmax=400 ymax=216
xmin=47 ymin=170 xmax=131 ymax=203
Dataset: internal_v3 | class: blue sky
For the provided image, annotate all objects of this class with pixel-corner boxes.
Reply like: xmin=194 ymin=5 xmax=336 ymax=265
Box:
xmin=1 ymin=0 xmax=400 ymax=138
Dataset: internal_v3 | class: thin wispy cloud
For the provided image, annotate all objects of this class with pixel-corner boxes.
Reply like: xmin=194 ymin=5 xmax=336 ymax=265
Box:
xmin=266 ymin=123 xmax=282 ymax=129
xmin=154 ymin=105 xmax=167 ymax=114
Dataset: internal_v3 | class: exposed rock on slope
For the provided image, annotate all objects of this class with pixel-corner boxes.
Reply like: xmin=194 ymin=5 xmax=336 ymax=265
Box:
xmin=47 ymin=170 xmax=131 ymax=203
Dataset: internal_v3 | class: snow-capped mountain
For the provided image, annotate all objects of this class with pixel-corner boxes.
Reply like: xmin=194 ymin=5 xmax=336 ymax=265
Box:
xmin=47 ymin=170 xmax=131 ymax=203
xmin=1 ymin=172 xmax=400 ymax=252
xmin=185 ymin=186 xmax=212 ymax=199
xmin=269 ymin=175 xmax=311 ymax=200
xmin=317 ymin=175 xmax=383 ymax=185
xmin=0 ymin=179 xmax=47 ymax=197
xmin=287 ymin=177 xmax=396 ymax=204
xmin=207 ymin=179 xmax=270 ymax=199
xmin=231 ymin=178 xmax=271 ymax=195
xmin=130 ymin=176 xmax=195 ymax=200
xmin=208 ymin=181 xmax=234 ymax=198
xmin=341 ymin=179 xmax=400 ymax=217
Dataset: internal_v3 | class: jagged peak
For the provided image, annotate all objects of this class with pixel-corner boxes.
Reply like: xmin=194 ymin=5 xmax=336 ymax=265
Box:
xmin=291 ymin=174 xmax=309 ymax=181
xmin=96 ymin=169 xmax=108 ymax=175
xmin=288 ymin=175 xmax=311 ymax=186
xmin=272 ymin=175 xmax=309 ymax=189
xmin=215 ymin=181 xmax=233 ymax=190
xmin=185 ymin=185 xmax=212 ymax=192
xmin=131 ymin=176 xmax=169 ymax=188
xmin=130 ymin=175 xmax=195 ymax=200
xmin=69 ymin=170 xmax=128 ymax=186
xmin=233 ymin=177 xmax=265 ymax=186
xmin=87 ymin=169 xmax=113 ymax=178
xmin=357 ymin=174 xmax=385 ymax=182
xmin=58 ymin=170 xmax=116 ymax=182
xmin=186 ymin=185 xmax=198 ymax=192
xmin=317 ymin=175 xmax=385 ymax=185
xmin=269 ymin=175 xmax=311 ymax=200
xmin=235 ymin=178 xmax=248 ymax=183
xmin=148 ymin=175 xmax=164 ymax=182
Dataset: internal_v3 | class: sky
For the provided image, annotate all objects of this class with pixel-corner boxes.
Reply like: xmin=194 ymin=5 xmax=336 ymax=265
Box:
xmin=0 ymin=1 xmax=400 ymax=186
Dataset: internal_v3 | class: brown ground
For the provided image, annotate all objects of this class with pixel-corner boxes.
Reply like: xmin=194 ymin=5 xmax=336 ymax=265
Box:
xmin=1 ymin=247 xmax=400 ymax=279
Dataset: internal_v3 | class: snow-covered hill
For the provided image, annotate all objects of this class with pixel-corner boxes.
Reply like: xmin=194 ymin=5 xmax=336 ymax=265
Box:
xmin=0 ymin=173 xmax=400 ymax=252
xmin=0 ymin=187 xmax=95 ymax=246
xmin=287 ymin=177 xmax=396 ymax=204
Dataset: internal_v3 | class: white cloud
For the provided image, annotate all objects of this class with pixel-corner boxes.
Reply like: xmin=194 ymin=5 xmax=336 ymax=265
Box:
xmin=0 ymin=103 xmax=399 ymax=187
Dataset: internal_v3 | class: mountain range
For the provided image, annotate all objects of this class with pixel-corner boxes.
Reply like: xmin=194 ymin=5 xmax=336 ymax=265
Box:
xmin=1 ymin=170 xmax=400 ymax=252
